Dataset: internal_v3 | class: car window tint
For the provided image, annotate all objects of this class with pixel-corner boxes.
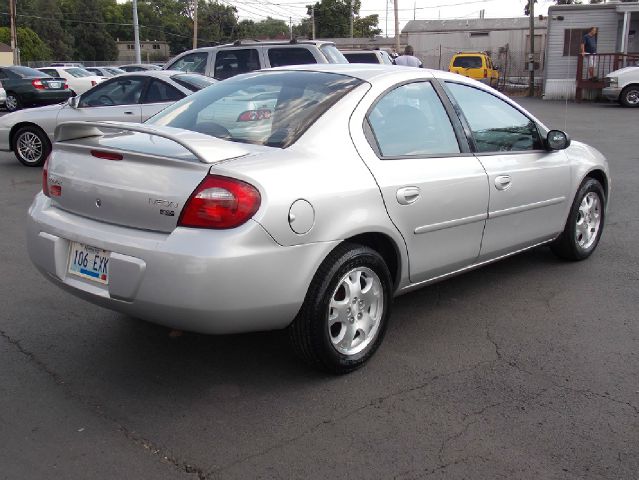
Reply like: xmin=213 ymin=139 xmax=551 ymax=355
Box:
xmin=142 ymin=79 xmax=184 ymax=103
xmin=268 ymin=48 xmax=316 ymax=67
xmin=452 ymin=56 xmax=482 ymax=68
xmin=344 ymin=53 xmax=378 ymax=64
xmin=214 ymin=49 xmax=260 ymax=80
xmin=40 ymin=69 xmax=58 ymax=77
xmin=368 ymin=82 xmax=460 ymax=157
xmin=445 ymin=82 xmax=543 ymax=152
xmin=148 ymin=71 xmax=362 ymax=148
xmin=168 ymin=51 xmax=208 ymax=74
xmin=79 ymin=77 xmax=147 ymax=107
xmin=170 ymin=73 xmax=216 ymax=92
xmin=11 ymin=66 xmax=47 ymax=78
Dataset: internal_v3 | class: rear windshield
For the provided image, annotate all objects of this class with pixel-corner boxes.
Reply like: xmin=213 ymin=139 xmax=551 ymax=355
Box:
xmin=344 ymin=52 xmax=379 ymax=64
xmin=171 ymin=73 xmax=216 ymax=92
xmin=147 ymin=71 xmax=363 ymax=148
xmin=10 ymin=66 xmax=49 ymax=78
xmin=67 ymin=67 xmax=92 ymax=77
xmin=452 ymin=56 xmax=483 ymax=69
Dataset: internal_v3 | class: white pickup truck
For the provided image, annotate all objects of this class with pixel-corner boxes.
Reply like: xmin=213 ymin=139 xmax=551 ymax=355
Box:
xmin=603 ymin=66 xmax=639 ymax=107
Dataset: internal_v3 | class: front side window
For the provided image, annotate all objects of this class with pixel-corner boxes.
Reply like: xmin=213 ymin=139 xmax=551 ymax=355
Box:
xmin=214 ymin=49 xmax=260 ymax=80
xmin=267 ymin=48 xmax=316 ymax=67
xmin=445 ymin=82 xmax=542 ymax=153
xmin=79 ymin=77 xmax=147 ymax=107
xmin=148 ymin=71 xmax=363 ymax=148
xmin=367 ymin=81 xmax=460 ymax=157
xmin=452 ymin=56 xmax=482 ymax=69
xmin=169 ymin=51 xmax=209 ymax=74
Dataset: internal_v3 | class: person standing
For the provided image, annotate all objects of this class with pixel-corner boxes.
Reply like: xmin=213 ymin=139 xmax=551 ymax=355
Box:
xmin=581 ymin=26 xmax=598 ymax=79
xmin=394 ymin=45 xmax=423 ymax=68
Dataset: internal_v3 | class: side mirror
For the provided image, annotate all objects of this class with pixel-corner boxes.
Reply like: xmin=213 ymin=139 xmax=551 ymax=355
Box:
xmin=546 ymin=130 xmax=571 ymax=150
xmin=68 ymin=96 xmax=80 ymax=109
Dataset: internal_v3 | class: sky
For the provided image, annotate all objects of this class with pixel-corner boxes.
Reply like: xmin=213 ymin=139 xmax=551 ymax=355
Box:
xmin=231 ymin=0 xmax=558 ymax=36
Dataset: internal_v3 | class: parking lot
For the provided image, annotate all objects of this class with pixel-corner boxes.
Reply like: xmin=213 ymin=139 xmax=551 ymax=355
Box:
xmin=0 ymin=97 xmax=637 ymax=479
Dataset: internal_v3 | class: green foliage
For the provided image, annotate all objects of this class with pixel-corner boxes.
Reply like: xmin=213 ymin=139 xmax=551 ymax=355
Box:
xmin=0 ymin=26 xmax=52 ymax=61
xmin=354 ymin=15 xmax=381 ymax=38
xmin=59 ymin=0 xmax=118 ymax=60
xmin=238 ymin=17 xmax=289 ymax=40
xmin=308 ymin=0 xmax=360 ymax=38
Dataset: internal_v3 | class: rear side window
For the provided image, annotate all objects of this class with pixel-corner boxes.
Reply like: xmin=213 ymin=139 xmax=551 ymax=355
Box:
xmin=344 ymin=53 xmax=379 ymax=64
xmin=168 ymin=51 xmax=209 ymax=74
xmin=148 ymin=71 xmax=363 ymax=148
xmin=452 ymin=56 xmax=483 ymax=69
xmin=142 ymin=79 xmax=184 ymax=103
xmin=367 ymin=82 xmax=460 ymax=157
xmin=268 ymin=48 xmax=317 ymax=67
xmin=214 ymin=49 xmax=260 ymax=80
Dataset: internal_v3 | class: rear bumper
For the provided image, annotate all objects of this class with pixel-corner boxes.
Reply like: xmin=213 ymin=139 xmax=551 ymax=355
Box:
xmin=602 ymin=87 xmax=621 ymax=101
xmin=27 ymin=194 xmax=338 ymax=334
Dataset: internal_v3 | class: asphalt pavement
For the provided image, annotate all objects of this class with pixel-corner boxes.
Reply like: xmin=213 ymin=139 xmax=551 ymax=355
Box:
xmin=0 ymin=98 xmax=637 ymax=479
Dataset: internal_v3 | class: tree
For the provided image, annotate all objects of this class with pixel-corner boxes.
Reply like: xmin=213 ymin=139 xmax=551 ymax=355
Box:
xmin=60 ymin=0 xmax=118 ymax=60
xmin=307 ymin=0 xmax=376 ymax=38
xmin=238 ymin=17 xmax=289 ymax=40
xmin=15 ymin=0 xmax=74 ymax=60
xmin=354 ymin=14 xmax=382 ymax=37
xmin=0 ymin=26 xmax=52 ymax=61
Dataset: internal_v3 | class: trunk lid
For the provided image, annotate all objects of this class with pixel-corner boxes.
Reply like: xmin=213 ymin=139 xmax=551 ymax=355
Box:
xmin=47 ymin=122 xmax=255 ymax=233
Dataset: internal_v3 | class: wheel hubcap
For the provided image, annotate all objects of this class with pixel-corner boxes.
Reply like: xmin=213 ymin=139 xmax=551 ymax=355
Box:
xmin=328 ymin=267 xmax=384 ymax=356
xmin=575 ymin=192 xmax=601 ymax=250
xmin=626 ymin=89 xmax=639 ymax=105
xmin=17 ymin=132 xmax=43 ymax=163
xmin=6 ymin=96 xmax=17 ymax=110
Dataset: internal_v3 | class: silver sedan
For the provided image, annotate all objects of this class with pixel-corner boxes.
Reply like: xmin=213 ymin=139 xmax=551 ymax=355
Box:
xmin=0 ymin=70 xmax=215 ymax=167
xmin=28 ymin=65 xmax=609 ymax=373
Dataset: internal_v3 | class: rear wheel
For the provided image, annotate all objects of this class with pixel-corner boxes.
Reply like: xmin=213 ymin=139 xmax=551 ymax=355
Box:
xmin=5 ymin=92 xmax=21 ymax=112
xmin=13 ymin=126 xmax=51 ymax=167
xmin=620 ymin=85 xmax=639 ymax=108
xmin=288 ymin=243 xmax=392 ymax=374
xmin=551 ymin=178 xmax=605 ymax=261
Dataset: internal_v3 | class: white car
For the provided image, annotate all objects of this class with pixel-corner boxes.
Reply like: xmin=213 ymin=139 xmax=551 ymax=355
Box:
xmin=0 ymin=81 xmax=6 ymax=107
xmin=0 ymin=71 xmax=215 ymax=166
xmin=37 ymin=66 xmax=105 ymax=96
xmin=603 ymin=65 xmax=639 ymax=107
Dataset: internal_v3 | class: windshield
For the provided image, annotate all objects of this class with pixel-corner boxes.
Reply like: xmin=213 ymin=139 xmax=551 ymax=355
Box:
xmin=321 ymin=44 xmax=348 ymax=64
xmin=170 ymin=73 xmax=216 ymax=92
xmin=147 ymin=70 xmax=362 ymax=148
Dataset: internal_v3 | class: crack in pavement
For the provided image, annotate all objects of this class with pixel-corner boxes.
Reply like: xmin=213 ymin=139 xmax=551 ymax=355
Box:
xmin=0 ymin=329 xmax=208 ymax=479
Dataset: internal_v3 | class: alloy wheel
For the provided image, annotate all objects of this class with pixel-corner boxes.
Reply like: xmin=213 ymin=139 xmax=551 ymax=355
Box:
xmin=575 ymin=191 xmax=602 ymax=250
xmin=17 ymin=131 xmax=43 ymax=164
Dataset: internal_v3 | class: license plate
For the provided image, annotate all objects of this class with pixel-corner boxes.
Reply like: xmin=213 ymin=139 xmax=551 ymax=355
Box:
xmin=68 ymin=242 xmax=110 ymax=284
xmin=49 ymin=81 xmax=61 ymax=89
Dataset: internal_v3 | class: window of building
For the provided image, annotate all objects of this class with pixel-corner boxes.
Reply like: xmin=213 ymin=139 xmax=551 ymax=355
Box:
xmin=563 ymin=28 xmax=590 ymax=56
xmin=127 ymin=44 xmax=135 ymax=50
xmin=153 ymin=44 xmax=160 ymax=50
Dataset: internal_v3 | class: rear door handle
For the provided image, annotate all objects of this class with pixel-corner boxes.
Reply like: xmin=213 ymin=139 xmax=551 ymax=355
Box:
xmin=494 ymin=175 xmax=512 ymax=190
xmin=396 ymin=186 xmax=421 ymax=205
xmin=123 ymin=111 xmax=134 ymax=115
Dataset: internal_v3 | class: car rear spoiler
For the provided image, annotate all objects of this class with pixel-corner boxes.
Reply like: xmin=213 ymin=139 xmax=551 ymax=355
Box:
xmin=54 ymin=121 xmax=250 ymax=164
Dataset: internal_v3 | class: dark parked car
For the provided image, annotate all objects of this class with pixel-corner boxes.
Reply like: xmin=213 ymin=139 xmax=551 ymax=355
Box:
xmin=0 ymin=66 xmax=72 ymax=112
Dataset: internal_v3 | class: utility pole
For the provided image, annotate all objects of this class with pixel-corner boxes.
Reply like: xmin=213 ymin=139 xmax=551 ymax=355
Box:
xmin=385 ymin=0 xmax=388 ymax=38
xmin=132 ymin=0 xmax=141 ymax=64
xmin=528 ymin=0 xmax=535 ymax=97
xmin=311 ymin=6 xmax=316 ymax=40
xmin=394 ymin=0 xmax=399 ymax=53
xmin=193 ymin=0 xmax=198 ymax=49
xmin=349 ymin=0 xmax=353 ymax=41
xmin=9 ymin=0 xmax=18 ymax=65
xmin=289 ymin=17 xmax=292 ymax=40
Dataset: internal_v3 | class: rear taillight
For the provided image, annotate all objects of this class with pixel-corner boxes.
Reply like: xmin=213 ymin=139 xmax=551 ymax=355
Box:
xmin=237 ymin=109 xmax=271 ymax=122
xmin=91 ymin=150 xmax=123 ymax=161
xmin=42 ymin=155 xmax=50 ymax=197
xmin=63 ymin=83 xmax=68 ymax=89
xmin=483 ymin=69 xmax=487 ymax=78
xmin=32 ymin=79 xmax=44 ymax=90
xmin=178 ymin=175 xmax=261 ymax=229
xmin=91 ymin=80 xmax=97 ymax=86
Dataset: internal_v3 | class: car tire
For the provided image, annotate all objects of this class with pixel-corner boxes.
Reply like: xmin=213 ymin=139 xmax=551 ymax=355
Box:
xmin=619 ymin=85 xmax=639 ymax=108
xmin=288 ymin=243 xmax=392 ymax=374
xmin=13 ymin=125 xmax=51 ymax=167
xmin=551 ymin=177 xmax=605 ymax=261
xmin=5 ymin=92 xmax=21 ymax=112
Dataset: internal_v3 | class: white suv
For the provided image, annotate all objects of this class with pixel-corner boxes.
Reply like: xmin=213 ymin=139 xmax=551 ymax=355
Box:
xmin=164 ymin=40 xmax=348 ymax=80
xmin=603 ymin=66 xmax=639 ymax=107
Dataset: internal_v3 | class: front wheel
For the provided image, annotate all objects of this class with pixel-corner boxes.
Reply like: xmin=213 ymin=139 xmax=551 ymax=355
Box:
xmin=13 ymin=126 xmax=51 ymax=167
xmin=288 ymin=243 xmax=392 ymax=374
xmin=620 ymin=85 xmax=639 ymax=108
xmin=551 ymin=178 xmax=605 ymax=261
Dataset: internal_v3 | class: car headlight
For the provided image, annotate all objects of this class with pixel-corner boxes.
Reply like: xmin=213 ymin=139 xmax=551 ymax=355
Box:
xmin=605 ymin=77 xmax=618 ymax=87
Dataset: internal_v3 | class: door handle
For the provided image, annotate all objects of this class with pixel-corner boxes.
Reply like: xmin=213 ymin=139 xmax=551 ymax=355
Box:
xmin=396 ymin=186 xmax=421 ymax=205
xmin=494 ymin=175 xmax=512 ymax=191
xmin=123 ymin=111 xmax=134 ymax=115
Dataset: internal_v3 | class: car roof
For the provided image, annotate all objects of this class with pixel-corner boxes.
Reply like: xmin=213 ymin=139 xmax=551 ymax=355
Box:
xmin=266 ymin=63 xmax=440 ymax=82
xmin=175 ymin=39 xmax=336 ymax=53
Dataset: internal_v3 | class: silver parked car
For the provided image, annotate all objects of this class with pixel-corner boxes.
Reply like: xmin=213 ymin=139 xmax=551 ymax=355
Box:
xmin=0 ymin=70 xmax=215 ymax=166
xmin=28 ymin=65 xmax=609 ymax=373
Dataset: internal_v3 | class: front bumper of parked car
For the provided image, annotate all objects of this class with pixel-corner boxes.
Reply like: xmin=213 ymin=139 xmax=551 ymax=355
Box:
xmin=27 ymin=193 xmax=338 ymax=334
xmin=602 ymin=86 xmax=622 ymax=101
